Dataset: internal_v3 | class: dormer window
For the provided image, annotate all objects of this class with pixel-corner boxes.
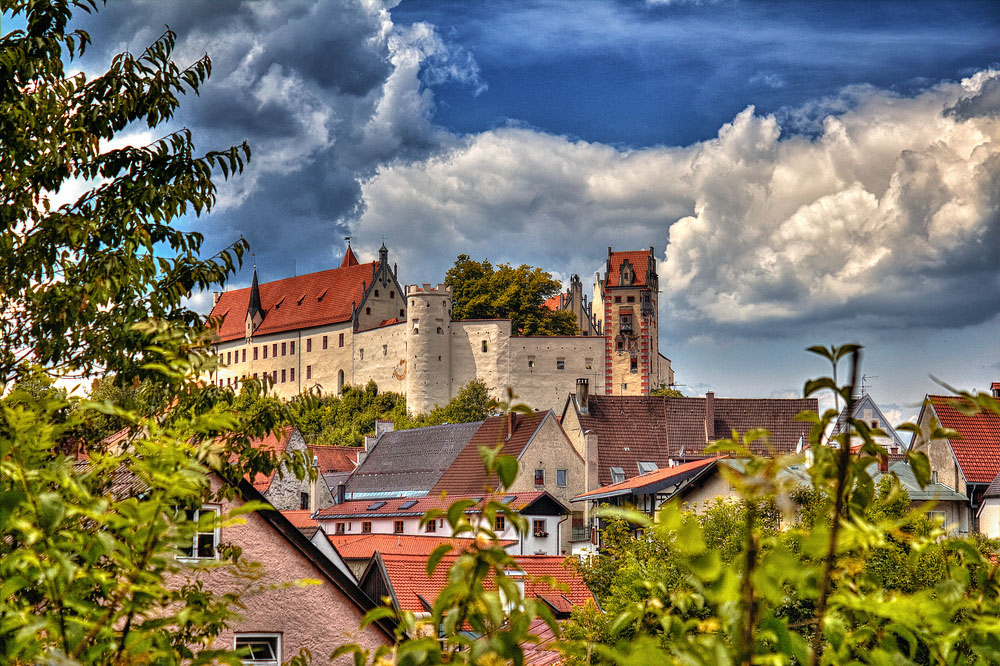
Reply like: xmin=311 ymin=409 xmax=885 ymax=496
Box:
xmin=610 ymin=467 xmax=626 ymax=484
xmin=618 ymin=259 xmax=635 ymax=286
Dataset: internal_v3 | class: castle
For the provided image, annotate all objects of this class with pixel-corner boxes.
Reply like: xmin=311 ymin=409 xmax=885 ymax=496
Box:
xmin=207 ymin=244 xmax=673 ymax=414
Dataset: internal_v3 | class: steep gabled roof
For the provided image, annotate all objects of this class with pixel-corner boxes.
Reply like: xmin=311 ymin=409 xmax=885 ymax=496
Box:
xmin=927 ymin=394 xmax=1000 ymax=485
xmin=834 ymin=393 xmax=907 ymax=450
xmin=309 ymin=445 xmax=363 ymax=474
xmin=340 ymin=245 xmax=360 ymax=268
xmin=605 ymin=250 xmax=654 ymax=288
xmin=345 ymin=422 xmax=482 ymax=499
xmin=431 ymin=412 xmax=552 ymax=495
xmin=572 ymin=457 xmax=721 ymax=503
xmin=570 ymin=394 xmax=816 ymax=486
xmin=209 ymin=261 xmax=379 ymax=342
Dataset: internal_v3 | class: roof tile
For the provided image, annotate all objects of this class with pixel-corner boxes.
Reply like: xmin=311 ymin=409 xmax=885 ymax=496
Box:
xmin=929 ymin=394 xmax=1000 ymax=485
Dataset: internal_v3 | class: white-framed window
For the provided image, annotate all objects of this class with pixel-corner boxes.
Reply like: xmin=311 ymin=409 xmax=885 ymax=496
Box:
xmin=637 ymin=461 xmax=658 ymax=475
xmin=610 ymin=467 xmax=626 ymax=484
xmin=179 ymin=505 xmax=220 ymax=560
xmin=235 ymin=633 xmax=281 ymax=665
xmin=556 ymin=469 xmax=567 ymax=487
xmin=532 ymin=519 xmax=547 ymax=537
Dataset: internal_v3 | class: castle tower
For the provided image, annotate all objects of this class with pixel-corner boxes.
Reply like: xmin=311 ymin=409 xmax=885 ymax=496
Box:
xmin=600 ymin=247 xmax=661 ymax=396
xmin=405 ymin=284 xmax=452 ymax=415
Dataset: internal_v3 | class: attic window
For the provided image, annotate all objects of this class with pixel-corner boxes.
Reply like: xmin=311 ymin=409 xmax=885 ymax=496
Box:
xmin=274 ymin=296 xmax=285 ymax=309
xmin=502 ymin=495 xmax=517 ymax=504
xmin=318 ymin=289 xmax=328 ymax=302
xmin=610 ymin=467 xmax=626 ymax=484
xmin=375 ymin=289 xmax=379 ymax=297
xmin=297 ymin=293 xmax=306 ymax=305
xmin=637 ymin=461 xmax=658 ymax=474
xmin=366 ymin=501 xmax=386 ymax=510
xmin=399 ymin=500 xmax=417 ymax=509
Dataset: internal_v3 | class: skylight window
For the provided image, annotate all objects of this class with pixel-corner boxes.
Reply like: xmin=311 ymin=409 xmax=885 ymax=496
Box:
xmin=366 ymin=501 xmax=386 ymax=510
xmin=502 ymin=495 xmax=517 ymax=504
xmin=399 ymin=500 xmax=417 ymax=509
xmin=610 ymin=467 xmax=626 ymax=484
xmin=637 ymin=461 xmax=658 ymax=475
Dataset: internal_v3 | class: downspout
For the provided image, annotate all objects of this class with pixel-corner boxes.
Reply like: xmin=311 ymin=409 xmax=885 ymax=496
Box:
xmin=556 ymin=513 xmax=569 ymax=555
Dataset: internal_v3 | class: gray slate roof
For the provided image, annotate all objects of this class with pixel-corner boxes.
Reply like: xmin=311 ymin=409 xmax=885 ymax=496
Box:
xmin=981 ymin=470 xmax=1000 ymax=499
xmin=344 ymin=421 xmax=482 ymax=499
xmin=873 ymin=461 xmax=968 ymax=503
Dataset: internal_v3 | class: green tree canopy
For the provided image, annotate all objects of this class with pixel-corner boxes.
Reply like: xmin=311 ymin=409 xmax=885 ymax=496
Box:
xmin=445 ymin=254 xmax=579 ymax=336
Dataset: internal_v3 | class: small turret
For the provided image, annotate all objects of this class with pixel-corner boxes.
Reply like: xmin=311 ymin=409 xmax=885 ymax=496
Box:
xmin=245 ymin=265 xmax=264 ymax=338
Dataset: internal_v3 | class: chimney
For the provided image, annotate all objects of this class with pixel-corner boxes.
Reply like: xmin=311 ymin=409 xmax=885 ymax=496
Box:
xmin=376 ymin=420 xmax=395 ymax=436
xmin=364 ymin=434 xmax=378 ymax=452
xmin=576 ymin=378 xmax=590 ymax=414
xmin=705 ymin=391 xmax=715 ymax=441
xmin=992 ymin=382 xmax=1000 ymax=399
xmin=212 ymin=292 xmax=222 ymax=306
xmin=584 ymin=430 xmax=599 ymax=492
xmin=336 ymin=483 xmax=346 ymax=505
xmin=506 ymin=413 xmax=514 ymax=440
xmin=878 ymin=452 xmax=889 ymax=473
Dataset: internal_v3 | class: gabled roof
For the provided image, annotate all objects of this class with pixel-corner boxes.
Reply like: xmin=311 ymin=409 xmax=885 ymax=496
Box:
xmin=568 ymin=394 xmax=815 ymax=486
xmin=365 ymin=552 xmax=594 ymax=615
xmin=605 ymin=250 xmax=653 ymax=288
xmin=872 ymin=461 xmax=968 ymax=503
xmin=315 ymin=491 xmax=562 ymax=520
xmin=280 ymin=509 xmax=319 ymax=529
xmin=340 ymin=245 xmax=359 ymax=268
xmin=572 ymin=457 xmax=721 ymax=503
xmin=239 ymin=425 xmax=297 ymax=493
xmin=542 ymin=294 xmax=562 ymax=311
xmin=309 ymin=445 xmax=363 ymax=474
xmin=327 ymin=534 xmax=516 ymax=560
xmin=983 ymin=471 xmax=1000 ymax=500
xmin=926 ymin=394 xmax=1000 ymax=485
xmin=209 ymin=261 xmax=379 ymax=342
xmin=834 ymin=393 xmax=907 ymax=450
xmin=345 ymin=422 xmax=482 ymax=499
xmin=432 ymin=412 xmax=553 ymax=495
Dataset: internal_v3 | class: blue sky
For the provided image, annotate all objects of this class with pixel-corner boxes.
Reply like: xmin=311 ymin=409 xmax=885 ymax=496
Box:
xmin=17 ymin=0 xmax=1000 ymax=422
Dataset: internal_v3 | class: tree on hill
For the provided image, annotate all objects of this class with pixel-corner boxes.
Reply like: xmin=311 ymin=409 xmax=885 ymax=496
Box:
xmin=445 ymin=254 xmax=579 ymax=336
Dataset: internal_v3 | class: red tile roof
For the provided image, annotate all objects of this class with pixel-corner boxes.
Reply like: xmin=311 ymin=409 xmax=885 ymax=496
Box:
xmin=432 ymin=412 xmax=553 ymax=495
xmin=522 ymin=618 xmax=562 ymax=666
xmin=209 ymin=261 xmax=379 ymax=342
xmin=340 ymin=245 xmax=359 ymax=268
xmin=542 ymin=294 xmax=561 ymax=311
xmin=572 ymin=395 xmax=815 ymax=485
xmin=308 ymin=445 xmax=363 ymax=474
xmin=315 ymin=492 xmax=548 ymax=520
xmin=281 ymin=510 xmax=319 ymax=529
xmin=328 ymin=534 xmax=515 ymax=559
xmin=928 ymin=394 xmax=1000 ymax=485
xmin=606 ymin=250 xmax=653 ymax=288
xmin=573 ymin=456 xmax=721 ymax=501
xmin=377 ymin=553 xmax=593 ymax=613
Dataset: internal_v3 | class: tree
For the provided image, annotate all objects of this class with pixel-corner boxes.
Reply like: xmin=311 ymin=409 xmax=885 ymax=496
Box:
xmin=0 ymin=0 xmax=250 ymax=388
xmin=445 ymin=254 xmax=579 ymax=336
xmin=422 ymin=378 xmax=497 ymax=425
xmin=649 ymin=383 xmax=684 ymax=397
xmin=1 ymin=3 xmax=297 ymax=662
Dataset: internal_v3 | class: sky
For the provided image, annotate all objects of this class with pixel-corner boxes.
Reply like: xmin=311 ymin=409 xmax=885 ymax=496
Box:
xmin=23 ymin=0 xmax=1000 ymax=423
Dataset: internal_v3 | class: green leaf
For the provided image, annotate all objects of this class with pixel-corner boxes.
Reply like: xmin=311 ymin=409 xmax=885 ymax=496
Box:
xmin=906 ymin=449 xmax=932 ymax=488
xmin=427 ymin=543 xmax=453 ymax=576
xmin=495 ymin=454 xmax=518 ymax=489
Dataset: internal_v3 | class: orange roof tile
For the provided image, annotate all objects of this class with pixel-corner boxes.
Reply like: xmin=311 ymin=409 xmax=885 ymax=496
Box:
xmin=605 ymin=250 xmax=654 ymax=288
xmin=929 ymin=395 xmax=1000 ymax=484
xmin=308 ymin=445 xmax=363 ymax=473
xmin=316 ymin=492 xmax=548 ymax=520
xmin=377 ymin=553 xmax=593 ymax=613
xmin=432 ymin=412 xmax=551 ymax=495
xmin=328 ymin=534 xmax=515 ymax=559
xmin=281 ymin=510 xmax=319 ymax=529
xmin=542 ymin=294 xmax=561 ymax=311
xmin=340 ymin=245 xmax=359 ymax=268
xmin=522 ymin=618 xmax=562 ymax=666
xmin=573 ymin=456 xmax=721 ymax=501
xmin=209 ymin=261 xmax=378 ymax=342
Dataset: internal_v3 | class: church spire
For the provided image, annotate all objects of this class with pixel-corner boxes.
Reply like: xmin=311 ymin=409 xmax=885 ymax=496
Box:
xmin=246 ymin=264 xmax=264 ymax=335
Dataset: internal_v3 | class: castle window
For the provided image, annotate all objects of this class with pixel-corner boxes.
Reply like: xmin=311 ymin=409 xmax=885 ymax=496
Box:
xmin=616 ymin=339 xmax=624 ymax=351
xmin=556 ymin=358 xmax=565 ymax=370
xmin=300 ymin=492 xmax=309 ymax=510
xmin=242 ymin=349 xmax=246 ymax=363
xmin=365 ymin=307 xmax=371 ymax=315
xmin=306 ymin=338 xmax=312 ymax=353
xmin=436 ymin=326 xmax=443 ymax=334
xmin=272 ymin=370 xmax=277 ymax=384
xmin=438 ymin=355 xmax=442 ymax=361
xmin=281 ymin=369 xmax=286 ymax=383
xmin=482 ymin=340 xmax=488 ymax=353
xmin=272 ymin=343 xmax=277 ymax=357
xmin=289 ymin=341 xmax=295 ymax=355
xmin=263 ymin=346 xmax=268 ymax=359
xmin=290 ymin=368 xmax=295 ymax=382
xmin=375 ymin=289 xmax=379 ymax=297
xmin=614 ymin=296 xmax=621 ymax=303
xmin=253 ymin=373 xmax=258 ymax=379
xmin=413 ymin=328 xmax=419 ymax=335
xmin=627 ymin=296 xmax=635 ymax=303
xmin=620 ymin=314 xmax=633 ymax=332
xmin=527 ymin=356 xmax=535 ymax=368
xmin=338 ymin=333 xmax=344 ymax=347
xmin=383 ymin=345 xmax=388 ymax=355
xmin=306 ymin=365 xmax=311 ymax=380
xmin=337 ymin=370 xmax=344 ymax=394
xmin=399 ymin=309 xmax=404 ymax=317
xmin=322 ymin=336 xmax=328 ymax=350
xmin=226 ymin=351 xmax=231 ymax=365
xmin=254 ymin=346 xmax=258 ymax=360
xmin=585 ymin=358 xmax=593 ymax=369
xmin=630 ymin=358 xmax=638 ymax=373
xmin=390 ymin=291 xmax=394 ymax=299
xmin=281 ymin=342 xmax=286 ymax=356
xmin=359 ymin=349 xmax=364 ymax=361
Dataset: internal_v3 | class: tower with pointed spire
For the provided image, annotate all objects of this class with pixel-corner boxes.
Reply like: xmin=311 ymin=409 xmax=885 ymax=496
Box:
xmin=245 ymin=264 xmax=265 ymax=339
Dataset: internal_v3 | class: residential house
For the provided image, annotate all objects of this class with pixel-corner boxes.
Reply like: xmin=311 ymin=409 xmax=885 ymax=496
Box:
xmin=314 ymin=533 xmax=517 ymax=578
xmin=833 ymin=392 xmax=907 ymax=454
xmin=910 ymin=384 xmax=1000 ymax=529
xmin=309 ymin=443 xmax=364 ymax=495
xmin=431 ymin=410 xmax=587 ymax=554
xmin=245 ymin=426 xmax=333 ymax=511
xmin=313 ymin=492 xmax=569 ymax=556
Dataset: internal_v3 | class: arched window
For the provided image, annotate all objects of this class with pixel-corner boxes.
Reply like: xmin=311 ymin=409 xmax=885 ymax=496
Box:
xmin=437 ymin=327 xmax=443 ymax=334
xmin=337 ymin=369 xmax=345 ymax=394
xmin=413 ymin=328 xmax=419 ymax=335
xmin=365 ymin=307 xmax=371 ymax=315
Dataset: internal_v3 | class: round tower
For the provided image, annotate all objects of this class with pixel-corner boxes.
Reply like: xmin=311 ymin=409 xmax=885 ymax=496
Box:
xmin=405 ymin=284 xmax=452 ymax=415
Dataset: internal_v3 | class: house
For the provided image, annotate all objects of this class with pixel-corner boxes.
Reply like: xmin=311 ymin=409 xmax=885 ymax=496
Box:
xmin=431 ymin=410 xmax=587 ymax=554
xmin=309 ymin=443 xmax=364 ymax=492
xmin=833 ymin=392 xmax=907 ymax=454
xmin=561 ymin=380 xmax=815 ymax=500
xmin=358 ymin=552 xmax=595 ymax=619
xmin=207 ymin=245 xmax=672 ymax=414
xmin=314 ymin=533 xmax=516 ymax=578
xmin=313 ymin=492 xmax=570 ymax=556
xmin=176 ymin=474 xmax=392 ymax=662
xmin=344 ymin=421 xmax=482 ymax=500
xmin=243 ymin=426 xmax=333 ymax=511
xmin=910 ymin=384 xmax=1000 ymax=529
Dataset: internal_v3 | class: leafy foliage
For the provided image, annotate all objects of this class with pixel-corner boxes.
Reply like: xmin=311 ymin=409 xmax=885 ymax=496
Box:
xmin=446 ymin=254 xmax=579 ymax=336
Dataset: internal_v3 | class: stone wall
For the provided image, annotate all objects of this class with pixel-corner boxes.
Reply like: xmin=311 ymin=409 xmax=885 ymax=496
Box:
xmin=262 ymin=429 xmax=334 ymax=512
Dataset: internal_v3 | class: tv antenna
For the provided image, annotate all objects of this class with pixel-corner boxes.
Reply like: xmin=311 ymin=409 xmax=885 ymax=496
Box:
xmin=861 ymin=374 xmax=878 ymax=395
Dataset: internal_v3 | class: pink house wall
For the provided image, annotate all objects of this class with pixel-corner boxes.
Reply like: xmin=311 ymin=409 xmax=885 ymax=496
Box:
xmin=185 ymin=477 xmax=391 ymax=662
